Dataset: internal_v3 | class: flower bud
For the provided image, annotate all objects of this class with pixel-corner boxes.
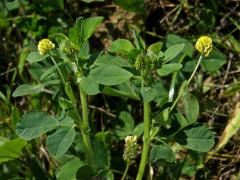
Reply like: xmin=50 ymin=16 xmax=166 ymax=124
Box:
xmin=135 ymin=54 xmax=145 ymax=70
xmin=38 ymin=39 xmax=55 ymax=55
xmin=60 ymin=40 xmax=78 ymax=56
xmin=195 ymin=36 xmax=213 ymax=57
xmin=123 ymin=135 xmax=138 ymax=163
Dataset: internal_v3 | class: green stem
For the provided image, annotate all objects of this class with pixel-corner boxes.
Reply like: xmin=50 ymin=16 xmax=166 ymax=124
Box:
xmin=79 ymin=85 xmax=94 ymax=162
xmin=168 ymin=54 xmax=185 ymax=102
xmin=50 ymin=56 xmax=66 ymax=85
xmin=136 ymin=102 xmax=151 ymax=180
xmin=121 ymin=162 xmax=130 ymax=180
xmin=170 ymin=55 xmax=203 ymax=112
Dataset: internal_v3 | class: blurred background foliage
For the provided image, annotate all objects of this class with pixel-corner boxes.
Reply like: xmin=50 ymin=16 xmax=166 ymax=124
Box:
xmin=0 ymin=0 xmax=240 ymax=179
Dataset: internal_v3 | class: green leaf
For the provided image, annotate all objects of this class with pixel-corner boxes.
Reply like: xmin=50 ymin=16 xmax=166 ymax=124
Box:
xmin=163 ymin=43 xmax=185 ymax=62
xmin=181 ymin=91 xmax=199 ymax=124
xmin=133 ymin=30 xmax=145 ymax=50
xmin=96 ymin=169 xmax=114 ymax=180
xmin=109 ymin=39 xmax=134 ymax=54
xmin=174 ymin=123 xmax=215 ymax=152
xmin=94 ymin=54 xmax=129 ymax=67
xmin=40 ymin=62 xmax=66 ymax=81
xmin=11 ymin=106 xmax=20 ymax=129
xmin=147 ymin=42 xmax=163 ymax=55
xmin=12 ymin=84 xmax=44 ymax=97
xmin=201 ymin=48 xmax=226 ymax=73
xmin=79 ymin=76 xmax=100 ymax=95
xmin=102 ymin=83 xmax=139 ymax=100
xmin=90 ymin=65 xmax=133 ymax=86
xmin=157 ymin=63 xmax=183 ymax=76
xmin=46 ymin=127 xmax=76 ymax=157
xmin=57 ymin=157 xmax=84 ymax=180
xmin=58 ymin=97 xmax=73 ymax=110
xmin=149 ymin=143 xmax=176 ymax=166
xmin=141 ymin=86 xmax=156 ymax=102
xmin=166 ymin=34 xmax=194 ymax=57
xmin=76 ymin=165 xmax=96 ymax=179
xmin=0 ymin=138 xmax=27 ymax=163
xmin=115 ymin=111 xmax=135 ymax=138
xmin=79 ymin=41 xmax=90 ymax=58
xmin=92 ymin=132 xmax=110 ymax=168
xmin=50 ymin=33 xmax=68 ymax=46
xmin=58 ymin=116 xmax=75 ymax=127
xmin=132 ymin=123 xmax=144 ymax=136
xmin=16 ymin=111 xmax=58 ymax=140
xmin=77 ymin=16 xmax=104 ymax=43
xmin=12 ymin=80 xmax=60 ymax=97
xmin=27 ymin=52 xmax=49 ymax=63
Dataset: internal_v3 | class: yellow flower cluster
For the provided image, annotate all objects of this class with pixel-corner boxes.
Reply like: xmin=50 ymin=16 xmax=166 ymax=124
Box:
xmin=123 ymin=135 xmax=138 ymax=163
xmin=195 ymin=36 xmax=213 ymax=57
xmin=38 ymin=39 xmax=55 ymax=55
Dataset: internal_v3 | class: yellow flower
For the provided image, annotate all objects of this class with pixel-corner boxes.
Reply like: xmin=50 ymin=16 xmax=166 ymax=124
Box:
xmin=195 ymin=36 xmax=213 ymax=57
xmin=38 ymin=39 xmax=55 ymax=55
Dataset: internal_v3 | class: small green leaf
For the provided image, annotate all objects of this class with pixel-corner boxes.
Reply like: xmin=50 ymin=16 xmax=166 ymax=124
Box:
xmin=149 ymin=143 xmax=176 ymax=166
xmin=133 ymin=30 xmax=145 ymax=50
xmin=11 ymin=106 xmax=20 ymax=129
xmin=163 ymin=43 xmax=185 ymax=62
xmin=109 ymin=39 xmax=134 ymax=54
xmin=141 ymin=86 xmax=156 ymax=102
xmin=201 ymin=49 xmax=226 ymax=73
xmin=174 ymin=123 xmax=215 ymax=152
xmin=133 ymin=123 xmax=144 ymax=136
xmin=57 ymin=157 xmax=84 ymax=180
xmin=0 ymin=138 xmax=27 ymax=163
xmin=157 ymin=63 xmax=183 ymax=76
xmin=115 ymin=111 xmax=135 ymax=138
xmin=27 ymin=52 xmax=49 ymax=63
xmin=182 ymin=91 xmax=199 ymax=124
xmin=12 ymin=84 xmax=44 ymax=97
xmin=147 ymin=42 xmax=163 ymax=57
xmin=79 ymin=76 xmax=100 ymax=95
xmin=12 ymin=80 xmax=60 ymax=97
xmin=40 ymin=62 xmax=66 ymax=81
xmin=46 ymin=127 xmax=76 ymax=157
xmin=16 ymin=111 xmax=58 ymax=140
xmin=90 ymin=65 xmax=133 ymax=86
xmin=96 ymin=169 xmax=114 ymax=180
xmin=59 ymin=116 xmax=75 ymax=127
xmin=58 ymin=97 xmax=73 ymax=110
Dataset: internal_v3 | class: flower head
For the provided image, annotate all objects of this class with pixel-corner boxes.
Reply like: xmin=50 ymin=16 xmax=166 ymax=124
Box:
xmin=60 ymin=40 xmax=79 ymax=56
xmin=123 ymin=135 xmax=138 ymax=163
xmin=195 ymin=36 xmax=213 ymax=57
xmin=38 ymin=39 xmax=55 ymax=55
xmin=135 ymin=54 xmax=145 ymax=70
